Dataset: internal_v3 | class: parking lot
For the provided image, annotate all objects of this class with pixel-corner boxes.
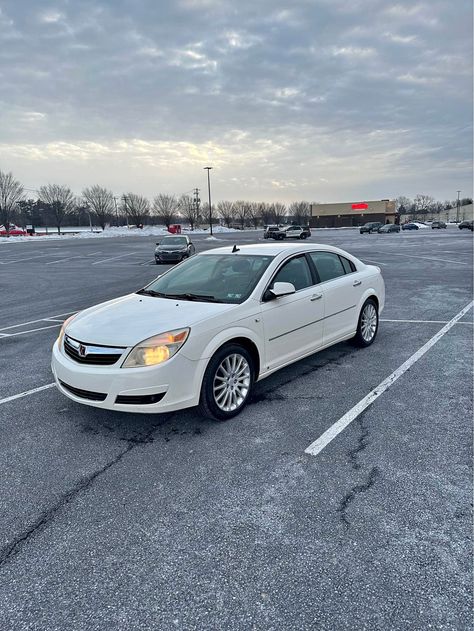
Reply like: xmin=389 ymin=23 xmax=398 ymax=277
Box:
xmin=0 ymin=227 xmax=472 ymax=630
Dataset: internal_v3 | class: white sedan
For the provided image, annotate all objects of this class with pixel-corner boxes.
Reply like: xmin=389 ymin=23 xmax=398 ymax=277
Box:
xmin=51 ymin=243 xmax=385 ymax=420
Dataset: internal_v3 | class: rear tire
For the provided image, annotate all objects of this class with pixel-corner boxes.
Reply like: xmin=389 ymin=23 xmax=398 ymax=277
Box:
xmin=198 ymin=344 xmax=254 ymax=421
xmin=352 ymin=299 xmax=379 ymax=347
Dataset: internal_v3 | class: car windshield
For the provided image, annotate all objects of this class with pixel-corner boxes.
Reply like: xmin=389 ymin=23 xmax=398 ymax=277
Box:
xmin=159 ymin=237 xmax=187 ymax=246
xmin=139 ymin=253 xmax=274 ymax=303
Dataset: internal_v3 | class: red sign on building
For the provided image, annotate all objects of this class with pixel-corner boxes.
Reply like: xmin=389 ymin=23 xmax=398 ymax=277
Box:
xmin=351 ymin=202 xmax=369 ymax=210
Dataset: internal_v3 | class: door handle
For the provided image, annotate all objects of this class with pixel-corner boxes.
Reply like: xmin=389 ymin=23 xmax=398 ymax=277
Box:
xmin=353 ymin=280 xmax=362 ymax=286
xmin=310 ymin=293 xmax=323 ymax=301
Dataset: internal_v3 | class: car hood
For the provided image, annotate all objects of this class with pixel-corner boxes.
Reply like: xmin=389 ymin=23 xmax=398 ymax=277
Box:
xmin=66 ymin=293 xmax=237 ymax=347
xmin=156 ymin=245 xmax=187 ymax=251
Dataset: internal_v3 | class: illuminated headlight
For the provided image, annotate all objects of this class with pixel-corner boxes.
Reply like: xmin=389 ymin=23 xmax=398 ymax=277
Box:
xmin=57 ymin=314 xmax=78 ymax=347
xmin=122 ymin=328 xmax=190 ymax=368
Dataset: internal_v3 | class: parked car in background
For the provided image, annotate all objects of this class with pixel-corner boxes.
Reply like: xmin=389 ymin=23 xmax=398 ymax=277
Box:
xmin=0 ymin=224 xmax=27 ymax=236
xmin=431 ymin=221 xmax=447 ymax=229
xmin=269 ymin=225 xmax=311 ymax=240
xmin=263 ymin=225 xmax=282 ymax=239
xmin=378 ymin=224 xmax=400 ymax=233
xmin=52 ymin=243 xmax=385 ymax=421
xmin=360 ymin=222 xmax=383 ymax=234
xmin=402 ymin=223 xmax=419 ymax=231
xmin=155 ymin=235 xmax=195 ymax=264
xmin=459 ymin=220 xmax=473 ymax=231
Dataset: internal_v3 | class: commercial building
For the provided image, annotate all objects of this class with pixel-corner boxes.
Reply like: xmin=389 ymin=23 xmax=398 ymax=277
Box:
xmin=310 ymin=200 xmax=397 ymax=228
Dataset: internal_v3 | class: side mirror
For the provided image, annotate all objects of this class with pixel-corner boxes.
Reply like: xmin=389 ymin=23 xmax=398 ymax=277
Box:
xmin=155 ymin=242 xmax=160 ymax=246
xmin=270 ymin=281 xmax=296 ymax=299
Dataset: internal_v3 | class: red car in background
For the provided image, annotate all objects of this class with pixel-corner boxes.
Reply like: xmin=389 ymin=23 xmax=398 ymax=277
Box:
xmin=0 ymin=225 xmax=27 ymax=236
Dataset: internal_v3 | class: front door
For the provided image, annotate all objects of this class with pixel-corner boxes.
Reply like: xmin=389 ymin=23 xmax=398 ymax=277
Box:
xmin=260 ymin=255 xmax=324 ymax=371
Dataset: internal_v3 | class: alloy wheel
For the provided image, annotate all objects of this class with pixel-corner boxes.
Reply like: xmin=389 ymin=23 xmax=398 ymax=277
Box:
xmin=213 ymin=353 xmax=250 ymax=412
xmin=361 ymin=303 xmax=377 ymax=342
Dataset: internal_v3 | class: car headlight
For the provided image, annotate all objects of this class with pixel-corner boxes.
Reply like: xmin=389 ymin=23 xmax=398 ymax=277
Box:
xmin=57 ymin=314 xmax=78 ymax=347
xmin=122 ymin=328 xmax=190 ymax=368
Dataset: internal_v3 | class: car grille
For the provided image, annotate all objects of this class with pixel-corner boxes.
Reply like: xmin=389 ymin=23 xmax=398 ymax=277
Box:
xmin=158 ymin=251 xmax=183 ymax=260
xmin=59 ymin=380 xmax=107 ymax=401
xmin=64 ymin=335 xmax=125 ymax=366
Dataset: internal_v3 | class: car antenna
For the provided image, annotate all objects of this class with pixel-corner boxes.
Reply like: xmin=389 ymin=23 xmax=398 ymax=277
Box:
xmin=232 ymin=244 xmax=240 ymax=253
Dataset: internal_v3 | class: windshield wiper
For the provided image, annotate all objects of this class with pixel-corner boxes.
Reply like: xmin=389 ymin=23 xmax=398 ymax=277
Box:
xmin=136 ymin=289 xmax=168 ymax=297
xmin=164 ymin=293 xmax=222 ymax=303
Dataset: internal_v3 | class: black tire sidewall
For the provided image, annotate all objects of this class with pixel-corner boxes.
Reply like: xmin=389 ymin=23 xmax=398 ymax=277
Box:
xmin=354 ymin=298 xmax=379 ymax=347
xmin=199 ymin=344 xmax=254 ymax=421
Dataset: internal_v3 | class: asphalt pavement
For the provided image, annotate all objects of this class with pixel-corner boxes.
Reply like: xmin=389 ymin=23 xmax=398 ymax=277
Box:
xmin=0 ymin=226 xmax=472 ymax=630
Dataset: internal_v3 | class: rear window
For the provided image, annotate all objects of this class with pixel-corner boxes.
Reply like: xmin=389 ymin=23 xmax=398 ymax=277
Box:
xmin=309 ymin=252 xmax=346 ymax=282
xmin=340 ymin=256 xmax=355 ymax=274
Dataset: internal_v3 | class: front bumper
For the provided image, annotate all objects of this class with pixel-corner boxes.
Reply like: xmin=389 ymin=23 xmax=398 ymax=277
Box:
xmin=155 ymin=251 xmax=185 ymax=262
xmin=51 ymin=340 xmax=206 ymax=414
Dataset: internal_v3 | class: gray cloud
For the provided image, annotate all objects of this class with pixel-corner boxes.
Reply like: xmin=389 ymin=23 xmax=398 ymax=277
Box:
xmin=0 ymin=0 xmax=472 ymax=201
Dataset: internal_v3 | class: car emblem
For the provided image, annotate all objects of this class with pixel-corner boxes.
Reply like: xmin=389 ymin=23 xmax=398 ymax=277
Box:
xmin=79 ymin=344 xmax=87 ymax=357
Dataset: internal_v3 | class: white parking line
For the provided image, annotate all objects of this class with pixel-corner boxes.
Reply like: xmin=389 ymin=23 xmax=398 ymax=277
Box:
xmin=0 ymin=311 xmax=76 ymax=332
xmin=0 ymin=253 xmax=69 ymax=264
xmin=377 ymin=251 xmax=469 ymax=265
xmin=381 ymin=318 xmax=472 ymax=325
xmin=0 ymin=383 xmax=56 ymax=406
xmin=305 ymin=300 xmax=473 ymax=457
xmin=45 ymin=256 xmax=83 ymax=265
xmin=91 ymin=252 xmax=138 ymax=265
xmin=0 ymin=324 xmax=62 ymax=337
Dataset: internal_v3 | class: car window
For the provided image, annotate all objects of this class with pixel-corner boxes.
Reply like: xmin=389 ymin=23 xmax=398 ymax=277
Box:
xmin=160 ymin=237 xmax=187 ymax=246
xmin=339 ymin=256 xmax=354 ymax=274
xmin=144 ymin=254 xmax=274 ymax=303
xmin=272 ymin=256 xmax=313 ymax=291
xmin=309 ymin=252 xmax=346 ymax=282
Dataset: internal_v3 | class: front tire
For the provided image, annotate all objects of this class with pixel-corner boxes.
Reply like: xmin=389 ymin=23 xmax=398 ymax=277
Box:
xmin=198 ymin=344 xmax=254 ymax=421
xmin=353 ymin=299 xmax=379 ymax=347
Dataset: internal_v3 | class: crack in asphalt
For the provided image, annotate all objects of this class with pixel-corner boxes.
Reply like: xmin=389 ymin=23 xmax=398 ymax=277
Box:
xmin=337 ymin=410 xmax=380 ymax=528
xmin=0 ymin=418 xmax=170 ymax=568
xmin=347 ymin=413 xmax=370 ymax=471
xmin=337 ymin=466 xmax=380 ymax=529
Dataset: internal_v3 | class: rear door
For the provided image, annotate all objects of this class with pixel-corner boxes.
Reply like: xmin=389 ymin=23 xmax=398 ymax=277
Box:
xmin=307 ymin=251 xmax=365 ymax=345
xmin=260 ymin=254 xmax=324 ymax=370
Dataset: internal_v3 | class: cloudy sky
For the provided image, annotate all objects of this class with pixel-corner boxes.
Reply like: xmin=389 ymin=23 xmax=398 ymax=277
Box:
xmin=0 ymin=0 xmax=472 ymax=203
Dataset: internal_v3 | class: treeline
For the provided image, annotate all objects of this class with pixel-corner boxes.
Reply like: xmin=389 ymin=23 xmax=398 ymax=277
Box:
xmin=396 ymin=194 xmax=472 ymax=219
xmin=1 ymin=170 xmax=471 ymax=234
xmin=0 ymin=170 xmax=313 ymax=234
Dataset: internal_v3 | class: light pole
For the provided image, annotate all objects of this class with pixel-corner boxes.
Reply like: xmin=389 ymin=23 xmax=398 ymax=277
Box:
xmin=456 ymin=190 xmax=461 ymax=223
xmin=204 ymin=166 xmax=213 ymax=236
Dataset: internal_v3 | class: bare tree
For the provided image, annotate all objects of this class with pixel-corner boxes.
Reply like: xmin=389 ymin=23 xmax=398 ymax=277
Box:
xmin=0 ymin=171 xmax=24 ymax=236
xmin=38 ymin=184 xmax=75 ymax=234
xmin=234 ymin=200 xmax=252 ymax=230
xmin=270 ymin=202 xmax=287 ymax=224
xmin=217 ymin=200 xmax=235 ymax=228
xmin=122 ymin=193 xmax=150 ymax=227
xmin=82 ymin=185 xmax=114 ymax=230
xmin=258 ymin=202 xmax=273 ymax=226
xmin=414 ymin=194 xmax=435 ymax=221
xmin=395 ymin=196 xmax=411 ymax=216
xmin=247 ymin=202 xmax=261 ymax=229
xmin=288 ymin=201 xmax=310 ymax=225
xmin=179 ymin=194 xmax=199 ymax=230
xmin=153 ymin=194 xmax=178 ymax=229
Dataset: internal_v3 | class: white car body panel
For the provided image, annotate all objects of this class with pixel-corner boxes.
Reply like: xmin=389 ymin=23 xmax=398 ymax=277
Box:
xmin=260 ymin=286 xmax=324 ymax=370
xmin=51 ymin=243 xmax=385 ymax=414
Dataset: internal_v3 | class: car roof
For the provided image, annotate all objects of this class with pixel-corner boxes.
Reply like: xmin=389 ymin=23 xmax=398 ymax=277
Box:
xmin=200 ymin=242 xmax=359 ymax=258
